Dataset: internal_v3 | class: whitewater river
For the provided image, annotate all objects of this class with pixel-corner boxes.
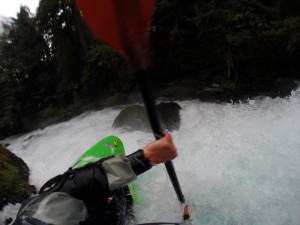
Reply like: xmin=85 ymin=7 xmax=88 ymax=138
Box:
xmin=1 ymin=87 xmax=300 ymax=225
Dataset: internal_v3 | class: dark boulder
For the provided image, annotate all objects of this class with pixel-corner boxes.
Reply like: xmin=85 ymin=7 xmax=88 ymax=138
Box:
xmin=275 ymin=78 xmax=298 ymax=97
xmin=0 ymin=145 xmax=36 ymax=210
xmin=157 ymin=102 xmax=182 ymax=131
xmin=112 ymin=102 xmax=181 ymax=132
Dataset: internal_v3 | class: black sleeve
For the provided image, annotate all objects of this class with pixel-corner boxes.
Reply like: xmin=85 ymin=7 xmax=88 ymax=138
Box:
xmin=127 ymin=149 xmax=152 ymax=175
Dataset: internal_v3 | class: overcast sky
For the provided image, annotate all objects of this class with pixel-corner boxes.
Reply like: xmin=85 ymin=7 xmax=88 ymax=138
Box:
xmin=0 ymin=0 xmax=39 ymax=18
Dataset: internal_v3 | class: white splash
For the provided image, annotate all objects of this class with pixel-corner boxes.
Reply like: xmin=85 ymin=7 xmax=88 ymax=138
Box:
xmin=1 ymin=88 xmax=300 ymax=225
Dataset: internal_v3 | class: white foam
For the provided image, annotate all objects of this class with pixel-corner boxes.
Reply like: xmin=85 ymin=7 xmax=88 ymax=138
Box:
xmin=1 ymin=88 xmax=300 ymax=224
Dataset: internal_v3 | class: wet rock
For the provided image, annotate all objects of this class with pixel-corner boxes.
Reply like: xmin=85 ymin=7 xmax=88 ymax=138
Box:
xmin=275 ymin=78 xmax=298 ymax=97
xmin=112 ymin=102 xmax=181 ymax=132
xmin=157 ymin=102 xmax=182 ymax=131
xmin=0 ymin=145 xmax=36 ymax=210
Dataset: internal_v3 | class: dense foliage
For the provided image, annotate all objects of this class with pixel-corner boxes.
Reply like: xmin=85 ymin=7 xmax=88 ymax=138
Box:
xmin=0 ymin=144 xmax=35 ymax=209
xmin=0 ymin=0 xmax=299 ymax=139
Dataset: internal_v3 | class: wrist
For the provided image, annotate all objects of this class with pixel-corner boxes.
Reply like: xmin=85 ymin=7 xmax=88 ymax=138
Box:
xmin=143 ymin=147 xmax=150 ymax=158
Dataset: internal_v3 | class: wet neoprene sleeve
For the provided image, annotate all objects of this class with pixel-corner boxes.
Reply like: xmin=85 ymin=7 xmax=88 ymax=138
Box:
xmin=127 ymin=149 xmax=153 ymax=175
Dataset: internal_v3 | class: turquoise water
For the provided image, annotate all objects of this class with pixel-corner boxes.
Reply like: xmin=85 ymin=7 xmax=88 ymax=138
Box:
xmin=1 ymin=87 xmax=300 ymax=225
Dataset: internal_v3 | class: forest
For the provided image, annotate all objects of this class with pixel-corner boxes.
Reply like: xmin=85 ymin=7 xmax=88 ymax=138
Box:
xmin=0 ymin=0 xmax=299 ymax=139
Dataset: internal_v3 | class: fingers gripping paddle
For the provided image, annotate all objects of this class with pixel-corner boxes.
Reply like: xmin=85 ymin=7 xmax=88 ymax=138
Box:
xmin=76 ymin=0 xmax=190 ymax=220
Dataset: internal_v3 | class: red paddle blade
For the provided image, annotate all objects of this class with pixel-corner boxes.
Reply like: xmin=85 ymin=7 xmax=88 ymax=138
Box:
xmin=76 ymin=0 xmax=155 ymax=71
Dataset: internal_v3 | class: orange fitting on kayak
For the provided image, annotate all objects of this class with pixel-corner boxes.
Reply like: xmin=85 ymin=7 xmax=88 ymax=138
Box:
xmin=183 ymin=204 xmax=190 ymax=220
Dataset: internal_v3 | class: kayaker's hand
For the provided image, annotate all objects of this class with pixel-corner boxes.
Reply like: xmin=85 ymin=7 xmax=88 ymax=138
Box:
xmin=143 ymin=133 xmax=177 ymax=164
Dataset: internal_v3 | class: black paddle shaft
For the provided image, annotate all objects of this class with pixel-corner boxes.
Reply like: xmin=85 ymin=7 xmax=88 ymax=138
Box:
xmin=136 ymin=70 xmax=185 ymax=204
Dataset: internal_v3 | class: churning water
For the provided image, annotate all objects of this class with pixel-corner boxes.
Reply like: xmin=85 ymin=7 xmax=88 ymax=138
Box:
xmin=1 ymin=87 xmax=300 ymax=225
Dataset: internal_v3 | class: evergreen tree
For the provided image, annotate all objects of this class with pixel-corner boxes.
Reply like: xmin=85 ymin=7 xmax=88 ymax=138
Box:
xmin=36 ymin=0 xmax=86 ymax=106
xmin=0 ymin=6 xmax=51 ymax=137
xmin=1 ymin=0 xmax=299 ymax=139
xmin=82 ymin=44 xmax=131 ymax=100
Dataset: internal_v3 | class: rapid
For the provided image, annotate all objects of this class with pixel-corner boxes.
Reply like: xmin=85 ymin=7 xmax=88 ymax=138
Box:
xmin=1 ymin=87 xmax=300 ymax=225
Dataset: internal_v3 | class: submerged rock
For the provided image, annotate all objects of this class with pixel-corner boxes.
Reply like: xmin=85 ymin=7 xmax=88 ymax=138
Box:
xmin=275 ymin=78 xmax=298 ymax=97
xmin=113 ymin=102 xmax=181 ymax=132
xmin=0 ymin=145 xmax=36 ymax=210
xmin=157 ymin=102 xmax=182 ymax=131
